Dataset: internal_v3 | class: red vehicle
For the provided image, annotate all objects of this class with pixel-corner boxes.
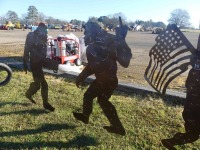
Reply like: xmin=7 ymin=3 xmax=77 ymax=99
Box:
xmin=0 ymin=21 xmax=15 ymax=30
xmin=48 ymin=34 xmax=82 ymax=67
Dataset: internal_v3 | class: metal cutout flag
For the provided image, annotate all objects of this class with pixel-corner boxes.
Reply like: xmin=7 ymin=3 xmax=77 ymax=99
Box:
xmin=144 ymin=24 xmax=196 ymax=95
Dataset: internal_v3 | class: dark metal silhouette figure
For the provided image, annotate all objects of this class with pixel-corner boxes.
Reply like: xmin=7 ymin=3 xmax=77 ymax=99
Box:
xmin=161 ymin=35 xmax=200 ymax=149
xmin=73 ymin=17 xmax=132 ymax=135
xmin=144 ymin=24 xmax=195 ymax=95
xmin=145 ymin=24 xmax=200 ymax=149
xmin=23 ymin=23 xmax=59 ymax=111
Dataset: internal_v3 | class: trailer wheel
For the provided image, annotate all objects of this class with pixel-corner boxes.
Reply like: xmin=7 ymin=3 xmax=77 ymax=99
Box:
xmin=53 ymin=70 xmax=58 ymax=73
xmin=75 ymin=58 xmax=82 ymax=66
xmin=0 ymin=63 xmax=12 ymax=86
xmin=64 ymin=61 xmax=71 ymax=65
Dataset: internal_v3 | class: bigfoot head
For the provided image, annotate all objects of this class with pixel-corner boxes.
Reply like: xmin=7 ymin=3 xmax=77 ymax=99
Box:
xmin=83 ymin=21 xmax=105 ymax=46
xmin=34 ymin=22 xmax=48 ymax=42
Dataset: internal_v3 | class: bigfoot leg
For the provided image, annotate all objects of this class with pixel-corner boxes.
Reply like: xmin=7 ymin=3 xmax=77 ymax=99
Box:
xmin=25 ymin=82 xmax=40 ymax=104
xmin=26 ymin=63 xmax=42 ymax=104
xmin=41 ymin=78 xmax=55 ymax=111
xmin=162 ymin=115 xmax=200 ymax=149
xmin=173 ymin=132 xmax=199 ymax=144
xmin=73 ymin=81 xmax=97 ymax=124
xmin=73 ymin=96 xmax=93 ymax=124
xmin=98 ymin=97 xmax=125 ymax=135
xmin=162 ymin=132 xmax=199 ymax=149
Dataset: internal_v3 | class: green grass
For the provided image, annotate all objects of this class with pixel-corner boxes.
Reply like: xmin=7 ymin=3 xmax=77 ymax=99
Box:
xmin=181 ymin=29 xmax=200 ymax=33
xmin=0 ymin=69 xmax=200 ymax=150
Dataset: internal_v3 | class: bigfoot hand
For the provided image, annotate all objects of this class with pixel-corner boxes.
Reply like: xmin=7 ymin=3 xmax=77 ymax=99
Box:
xmin=23 ymin=63 xmax=28 ymax=74
xmin=76 ymin=65 xmax=93 ymax=88
xmin=76 ymin=76 xmax=85 ymax=88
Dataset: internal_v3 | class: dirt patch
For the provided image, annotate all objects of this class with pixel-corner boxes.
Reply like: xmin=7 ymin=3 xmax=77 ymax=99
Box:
xmin=0 ymin=29 xmax=199 ymax=92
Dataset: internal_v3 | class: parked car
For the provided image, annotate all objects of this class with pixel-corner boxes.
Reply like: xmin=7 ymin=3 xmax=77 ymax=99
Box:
xmin=0 ymin=21 xmax=15 ymax=30
xmin=15 ymin=22 xmax=22 ymax=29
xmin=54 ymin=24 xmax=62 ymax=29
xmin=48 ymin=24 xmax=55 ymax=29
xmin=152 ymin=27 xmax=163 ymax=34
xmin=25 ymin=24 xmax=32 ymax=29
xmin=31 ymin=26 xmax=38 ymax=32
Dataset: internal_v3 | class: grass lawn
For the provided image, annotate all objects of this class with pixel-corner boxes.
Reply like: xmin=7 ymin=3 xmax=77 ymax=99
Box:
xmin=181 ymin=29 xmax=200 ymax=33
xmin=0 ymin=67 xmax=200 ymax=150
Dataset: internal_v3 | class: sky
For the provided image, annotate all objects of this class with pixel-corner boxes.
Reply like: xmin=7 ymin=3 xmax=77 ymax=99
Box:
xmin=0 ymin=0 xmax=199 ymax=28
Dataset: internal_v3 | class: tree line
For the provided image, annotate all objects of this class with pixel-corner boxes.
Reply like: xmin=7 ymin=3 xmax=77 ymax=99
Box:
xmin=0 ymin=5 xmax=194 ymax=29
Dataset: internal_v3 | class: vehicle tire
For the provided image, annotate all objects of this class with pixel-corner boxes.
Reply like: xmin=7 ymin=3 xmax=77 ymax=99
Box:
xmin=0 ymin=63 xmax=12 ymax=86
xmin=64 ymin=61 xmax=71 ymax=65
xmin=75 ymin=58 xmax=82 ymax=66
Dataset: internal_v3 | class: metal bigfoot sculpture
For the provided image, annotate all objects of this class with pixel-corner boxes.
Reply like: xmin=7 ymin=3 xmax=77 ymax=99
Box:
xmin=162 ymin=36 xmax=200 ymax=149
xmin=23 ymin=23 xmax=65 ymax=111
xmin=145 ymin=24 xmax=200 ymax=149
xmin=73 ymin=17 xmax=132 ymax=135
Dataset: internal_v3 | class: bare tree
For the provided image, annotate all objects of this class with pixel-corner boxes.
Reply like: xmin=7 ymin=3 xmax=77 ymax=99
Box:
xmin=168 ymin=9 xmax=190 ymax=28
xmin=27 ymin=5 xmax=38 ymax=24
xmin=88 ymin=16 xmax=98 ymax=22
xmin=45 ymin=16 xmax=54 ymax=25
xmin=38 ymin=12 xmax=47 ymax=22
xmin=20 ymin=13 xmax=29 ymax=25
xmin=0 ymin=15 xmax=7 ymax=24
xmin=112 ymin=12 xmax=127 ymax=21
xmin=70 ymin=19 xmax=84 ymax=26
xmin=6 ymin=10 xmax=19 ymax=23
xmin=97 ymin=12 xmax=127 ymax=30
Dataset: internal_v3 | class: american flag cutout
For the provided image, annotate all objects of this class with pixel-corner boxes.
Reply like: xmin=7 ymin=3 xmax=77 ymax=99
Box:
xmin=144 ymin=24 xmax=196 ymax=95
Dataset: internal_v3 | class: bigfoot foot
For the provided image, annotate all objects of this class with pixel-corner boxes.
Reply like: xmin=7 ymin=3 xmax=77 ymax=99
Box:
xmin=103 ymin=126 xmax=126 ymax=136
xmin=25 ymin=92 xmax=36 ymax=104
xmin=43 ymin=102 xmax=55 ymax=111
xmin=73 ymin=112 xmax=89 ymax=124
xmin=161 ymin=139 xmax=177 ymax=150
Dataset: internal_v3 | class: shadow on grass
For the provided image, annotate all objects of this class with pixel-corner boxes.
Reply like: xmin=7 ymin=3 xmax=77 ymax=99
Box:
xmin=161 ymin=94 xmax=185 ymax=106
xmin=115 ymin=87 xmax=186 ymax=106
xmin=0 ymin=123 xmax=75 ymax=137
xmin=0 ymin=135 xmax=99 ymax=149
xmin=0 ymin=101 xmax=29 ymax=108
xmin=0 ymin=108 xmax=50 ymax=116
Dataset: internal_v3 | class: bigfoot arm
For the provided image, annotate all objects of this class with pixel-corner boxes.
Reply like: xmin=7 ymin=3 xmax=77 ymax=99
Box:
xmin=76 ymin=65 xmax=94 ymax=88
xmin=23 ymin=33 xmax=32 ymax=73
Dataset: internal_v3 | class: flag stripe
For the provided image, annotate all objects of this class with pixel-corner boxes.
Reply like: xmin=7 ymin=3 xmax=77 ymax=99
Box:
xmin=144 ymin=24 xmax=195 ymax=94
